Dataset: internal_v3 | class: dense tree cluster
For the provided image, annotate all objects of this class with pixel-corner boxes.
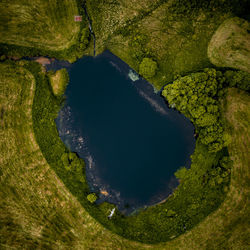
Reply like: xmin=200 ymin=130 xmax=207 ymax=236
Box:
xmin=162 ymin=68 xmax=231 ymax=152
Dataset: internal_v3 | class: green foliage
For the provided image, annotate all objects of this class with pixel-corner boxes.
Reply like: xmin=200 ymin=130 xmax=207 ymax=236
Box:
xmin=175 ymin=167 xmax=188 ymax=180
xmin=169 ymin=0 xmax=242 ymax=16
xmin=162 ymin=68 xmax=230 ymax=152
xmin=165 ymin=209 xmax=176 ymax=217
xmin=28 ymin=60 xmax=91 ymax=203
xmin=87 ymin=193 xmax=98 ymax=203
xmin=127 ymin=32 xmax=153 ymax=64
xmin=139 ymin=58 xmax=158 ymax=79
xmin=224 ymin=70 xmax=250 ymax=92
xmin=61 ymin=152 xmax=84 ymax=174
xmin=79 ymin=27 xmax=90 ymax=51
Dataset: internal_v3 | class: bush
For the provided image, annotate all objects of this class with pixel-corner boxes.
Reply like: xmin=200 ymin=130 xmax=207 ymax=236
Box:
xmin=87 ymin=193 xmax=98 ymax=203
xmin=139 ymin=58 xmax=158 ymax=78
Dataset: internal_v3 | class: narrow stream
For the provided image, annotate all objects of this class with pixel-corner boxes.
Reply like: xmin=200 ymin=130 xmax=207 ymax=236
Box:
xmin=82 ymin=1 xmax=96 ymax=56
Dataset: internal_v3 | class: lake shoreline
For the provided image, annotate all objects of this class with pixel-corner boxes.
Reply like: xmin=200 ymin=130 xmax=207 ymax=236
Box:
xmin=55 ymin=50 xmax=195 ymax=215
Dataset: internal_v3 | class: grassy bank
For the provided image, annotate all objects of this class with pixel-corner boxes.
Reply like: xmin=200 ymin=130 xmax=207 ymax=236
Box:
xmin=48 ymin=68 xmax=69 ymax=96
xmin=0 ymin=0 xmax=90 ymax=61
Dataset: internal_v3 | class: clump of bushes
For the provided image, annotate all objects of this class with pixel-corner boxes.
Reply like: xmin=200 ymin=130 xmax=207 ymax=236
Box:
xmin=224 ymin=70 xmax=250 ymax=92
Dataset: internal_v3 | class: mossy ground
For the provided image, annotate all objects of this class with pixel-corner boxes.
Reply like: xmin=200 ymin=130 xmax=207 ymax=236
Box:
xmin=0 ymin=0 xmax=79 ymax=50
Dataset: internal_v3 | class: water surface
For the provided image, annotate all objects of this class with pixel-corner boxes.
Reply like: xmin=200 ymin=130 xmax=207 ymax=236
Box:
xmin=56 ymin=51 xmax=195 ymax=213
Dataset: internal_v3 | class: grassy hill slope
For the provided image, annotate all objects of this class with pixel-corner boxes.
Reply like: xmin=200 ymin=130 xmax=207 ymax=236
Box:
xmin=208 ymin=17 xmax=250 ymax=73
xmin=0 ymin=0 xmax=89 ymax=61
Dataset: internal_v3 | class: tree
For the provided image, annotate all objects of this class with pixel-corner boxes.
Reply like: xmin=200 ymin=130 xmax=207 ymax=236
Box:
xmin=61 ymin=152 xmax=84 ymax=178
xmin=87 ymin=193 xmax=98 ymax=203
xmin=139 ymin=58 xmax=158 ymax=78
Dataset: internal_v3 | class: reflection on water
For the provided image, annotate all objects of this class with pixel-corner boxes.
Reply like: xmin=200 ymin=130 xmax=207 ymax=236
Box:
xmin=55 ymin=51 xmax=195 ymax=214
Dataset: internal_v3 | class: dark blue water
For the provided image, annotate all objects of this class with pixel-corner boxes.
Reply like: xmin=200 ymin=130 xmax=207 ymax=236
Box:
xmin=56 ymin=51 xmax=195 ymax=213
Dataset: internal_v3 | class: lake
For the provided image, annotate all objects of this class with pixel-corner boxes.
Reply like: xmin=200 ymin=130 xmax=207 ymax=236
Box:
xmin=56 ymin=51 xmax=195 ymax=214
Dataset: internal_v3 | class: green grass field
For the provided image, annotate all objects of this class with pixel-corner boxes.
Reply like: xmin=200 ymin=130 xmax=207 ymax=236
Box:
xmin=86 ymin=0 xmax=249 ymax=89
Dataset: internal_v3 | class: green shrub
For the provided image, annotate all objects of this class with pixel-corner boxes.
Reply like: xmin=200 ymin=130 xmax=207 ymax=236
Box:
xmin=139 ymin=58 xmax=158 ymax=79
xmin=87 ymin=193 xmax=98 ymax=203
